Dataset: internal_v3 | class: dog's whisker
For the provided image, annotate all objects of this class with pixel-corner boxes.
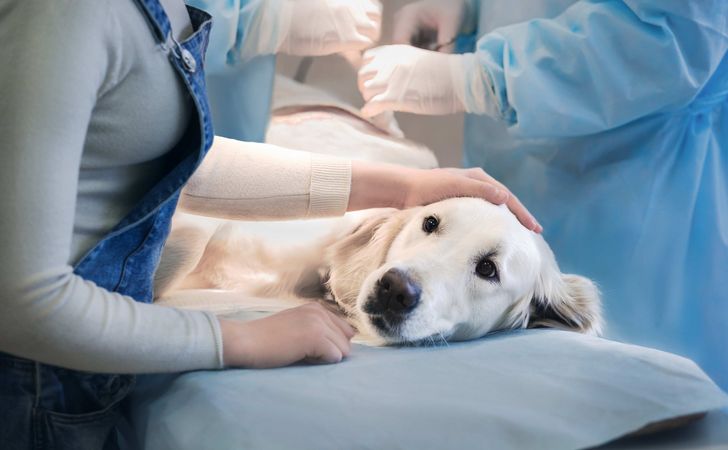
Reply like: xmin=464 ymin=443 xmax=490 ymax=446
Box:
xmin=438 ymin=332 xmax=450 ymax=347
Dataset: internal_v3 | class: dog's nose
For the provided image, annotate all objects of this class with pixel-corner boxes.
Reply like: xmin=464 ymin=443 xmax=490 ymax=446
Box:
xmin=372 ymin=269 xmax=421 ymax=314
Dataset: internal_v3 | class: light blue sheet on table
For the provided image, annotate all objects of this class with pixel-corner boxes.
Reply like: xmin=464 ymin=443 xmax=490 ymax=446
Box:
xmin=125 ymin=322 xmax=728 ymax=450
xmin=594 ymin=409 xmax=728 ymax=449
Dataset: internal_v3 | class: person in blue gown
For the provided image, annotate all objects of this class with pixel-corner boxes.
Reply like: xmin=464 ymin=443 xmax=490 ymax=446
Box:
xmin=357 ymin=0 xmax=728 ymax=390
xmin=187 ymin=0 xmax=382 ymax=142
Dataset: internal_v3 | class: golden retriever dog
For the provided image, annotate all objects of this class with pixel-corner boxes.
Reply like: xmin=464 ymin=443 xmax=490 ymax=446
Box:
xmin=154 ymin=197 xmax=602 ymax=345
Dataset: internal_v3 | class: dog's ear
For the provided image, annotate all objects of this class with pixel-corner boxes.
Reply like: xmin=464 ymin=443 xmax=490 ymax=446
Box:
xmin=330 ymin=212 xmax=393 ymax=262
xmin=525 ymin=237 xmax=603 ymax=335
xmin=326 ymin=209 xmax=413 ymax=310
xmin=528 ymin=273 xmax=603 ymax=335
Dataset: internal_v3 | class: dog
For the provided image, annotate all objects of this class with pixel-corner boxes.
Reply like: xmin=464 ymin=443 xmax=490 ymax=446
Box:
xmin=154 ymin=197 xmax=602 ymax=345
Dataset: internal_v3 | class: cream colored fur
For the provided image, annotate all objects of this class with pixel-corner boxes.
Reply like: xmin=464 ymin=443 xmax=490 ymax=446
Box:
xmin=155 ymin=199 xmax=602 ymax=345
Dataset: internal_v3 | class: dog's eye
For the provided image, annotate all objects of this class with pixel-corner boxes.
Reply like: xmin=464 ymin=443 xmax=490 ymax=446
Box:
xmin=475 ymin=258 xmax=498 ymax=280
xmin=422 ymin=215 xmax=439 ymax=234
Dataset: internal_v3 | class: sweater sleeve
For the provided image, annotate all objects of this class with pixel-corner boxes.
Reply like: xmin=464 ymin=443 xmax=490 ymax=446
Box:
xmin=178 ymin=136 xmax=352 ymax=220
xmin=0 ymin=0 xmax=223 ymax=373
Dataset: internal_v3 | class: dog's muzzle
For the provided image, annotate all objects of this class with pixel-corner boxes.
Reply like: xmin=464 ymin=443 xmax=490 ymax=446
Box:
xmin=363 ymin=269 xmax=421 ymax=334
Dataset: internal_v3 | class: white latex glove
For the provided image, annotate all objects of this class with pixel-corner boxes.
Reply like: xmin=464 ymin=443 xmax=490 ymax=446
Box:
xmin=369 ymin=111 xmax=405 ymax=138
xmin=392 ymin=0 xmax=469 ymax=52
xmin=241 ymin=0 xmax=382 ymax=58
xmin=358 ymin=45 xmax=492 ymax=117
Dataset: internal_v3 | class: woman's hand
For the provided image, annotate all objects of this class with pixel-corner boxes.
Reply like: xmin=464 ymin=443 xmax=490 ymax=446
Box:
xmin=437 ymin=167 xmax=542 ymax=233
xmin=348 ymin=161 xmax=542 ymax=233
xmin=219 ymin=303 xmax=355 ymax=369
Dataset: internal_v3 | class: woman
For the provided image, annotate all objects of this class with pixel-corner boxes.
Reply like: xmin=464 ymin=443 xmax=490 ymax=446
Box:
xmin=0 ymin=0 xmax=537 ymax=448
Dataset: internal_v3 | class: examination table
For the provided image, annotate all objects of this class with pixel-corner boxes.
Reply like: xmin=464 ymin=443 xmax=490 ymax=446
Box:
xmin=122 ymin=301 xmax=728 ymax=450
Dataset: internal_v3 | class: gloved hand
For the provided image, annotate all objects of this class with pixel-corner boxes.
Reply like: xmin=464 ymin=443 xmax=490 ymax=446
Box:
xmin=282 ymin=0 xmax=382 ymax=56
xmin=240 ymin=0 xmax=382 ymax=58
xmin=358 ymin=45 xmax=492 ymax=117
xmin=392 ymin=0 xmax=469 ymax=52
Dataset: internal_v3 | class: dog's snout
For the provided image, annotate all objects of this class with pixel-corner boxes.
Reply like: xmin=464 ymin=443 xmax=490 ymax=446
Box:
xmin=371 ymin=269 xmax=421 ymax=314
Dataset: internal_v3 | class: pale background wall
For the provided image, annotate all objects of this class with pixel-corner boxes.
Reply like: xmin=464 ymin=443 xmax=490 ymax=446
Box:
xmin=275 ymin=0 xmax=464 ymax=168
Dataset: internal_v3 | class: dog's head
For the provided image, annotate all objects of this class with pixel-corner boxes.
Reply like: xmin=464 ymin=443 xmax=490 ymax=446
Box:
xmin=326 ymin=198 xmax=602 ymax=344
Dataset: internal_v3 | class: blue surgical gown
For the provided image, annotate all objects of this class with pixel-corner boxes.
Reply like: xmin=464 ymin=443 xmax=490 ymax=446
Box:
xmin=186 ymin=0 xmax=276 ymax=142
xmin=462 ymin=1 xmax=728 ymax=389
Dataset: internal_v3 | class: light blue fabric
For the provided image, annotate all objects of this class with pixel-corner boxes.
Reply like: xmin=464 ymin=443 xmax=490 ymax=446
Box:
xmin=595 ymin=410 xmax=728 ymax=450
xmin=185 ymin=0 xmax=275 ymax=141
xmin=460 ymin=1 xmax=728 ymax=390
xmin=125 ymin=325 xmax=728 ymax=450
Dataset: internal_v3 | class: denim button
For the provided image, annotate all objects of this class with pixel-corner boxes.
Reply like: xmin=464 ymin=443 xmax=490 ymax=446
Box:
xmin=181 ymin=48 xmax=196 ymax=73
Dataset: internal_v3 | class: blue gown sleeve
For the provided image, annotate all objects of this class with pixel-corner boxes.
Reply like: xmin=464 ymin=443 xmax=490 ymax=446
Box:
xmin=474 ymin=0 xmax=728 ymax=137
xmin=185 ymin=0 xmax=277 ymax=141
xmin=186 ymin=0 xmax=274 ymax=73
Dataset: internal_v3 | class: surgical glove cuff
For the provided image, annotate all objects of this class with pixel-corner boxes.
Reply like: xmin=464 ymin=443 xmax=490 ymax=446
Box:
xmin=457 ymin=52 xmax=501 ymax=117
xmin=360 ymin=46 xmax=476 ymax=117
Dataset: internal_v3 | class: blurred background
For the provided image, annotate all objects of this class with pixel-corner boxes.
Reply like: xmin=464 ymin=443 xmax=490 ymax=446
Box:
xmin=275 ymin=0 xmax=464 ymax=167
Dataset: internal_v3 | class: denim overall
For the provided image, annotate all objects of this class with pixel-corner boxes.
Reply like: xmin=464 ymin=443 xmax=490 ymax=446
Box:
xmin=0 ymin=1 xmax=214 ymax=448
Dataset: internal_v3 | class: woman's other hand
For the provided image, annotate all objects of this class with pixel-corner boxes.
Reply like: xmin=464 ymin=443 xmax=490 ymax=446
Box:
xmin=220 ymin=303 xmax=355 ymax=368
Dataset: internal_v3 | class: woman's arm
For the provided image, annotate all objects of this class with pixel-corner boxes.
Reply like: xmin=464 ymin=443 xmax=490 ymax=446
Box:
xmin=180 ymin=137 xmax=541 ymax=231
xmin=0 ymin=0 xmax=222 ymax=374
xmin=179 ymin=137 xmax=353 ymax=219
